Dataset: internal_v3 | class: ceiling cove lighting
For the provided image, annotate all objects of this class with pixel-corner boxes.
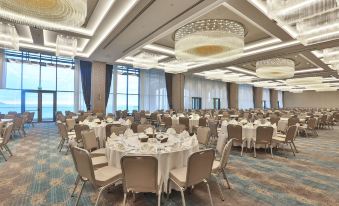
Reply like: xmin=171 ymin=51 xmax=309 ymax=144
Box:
xmin=256 ymin=58 xmax=295 ymax=79
xmin=0 ymin=0 xmax=87 ymax=30
xmin=294 ymin=68 xmax=323 ymax=74
xmin=174 ymin=19 xmax=245 ymax=62
xmin=0 ymin=22 xmax=19 ymax=50
xmin=55 ymin=35 xmax=77 ymax=57
xmin=286 ymin=77 xmax=323 ymax=86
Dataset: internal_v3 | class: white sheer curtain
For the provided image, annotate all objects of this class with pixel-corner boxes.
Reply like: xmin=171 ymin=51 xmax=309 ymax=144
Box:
xmin=263 ymin=88 xmax=271 ymax=109
xmin=140 ymin=69 xmax=168 ymax=112
xmin=184 ymin=76 xmax=228 ymax=109
xmin=278 ymin=90 xmax=283 ymax=108
xmin=238 ymin=84 xmax=254 ymax=109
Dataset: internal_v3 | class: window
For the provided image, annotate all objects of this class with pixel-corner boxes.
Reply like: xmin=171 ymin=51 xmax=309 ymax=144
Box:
xmin=106 ymin=65 xmax=140 ymax=113
xmin=278 ymin=90 xmax=283 ymax=108
xmin=238 ymin=84 xmax=254 ymax=109
xmin=0 ymin=50 xmax=76 ymax=115
xmin=262 ymin=88 xmax=271 ymax=109
xmin=213 ymin=98 xmax=220 ymax=110
xmin=192 ymin=97 xmax=202 ymax=110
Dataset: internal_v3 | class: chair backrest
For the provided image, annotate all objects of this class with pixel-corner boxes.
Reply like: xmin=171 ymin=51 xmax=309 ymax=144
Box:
xmin=198 ymin=117 xmax=207 ymax=127
xmin=121 ymin=156 xmax=158 ymax=193
xmin=111 ymin=125 xmax=127 ymax=135
xmin=13 ymin=117 xmax=23 ymax=129
xmin=163 ymin=116 xmax=172 ymax=128
xmin=130 ymin=122 xmax=139 ymax=133
xmin=66 ymin=118 xmax=76 ymax=131
xmin=285 ymin=125 xmax=298 ymax=142
xmin=137 ymin=124 xmax=153 ymax=133
xmin=179 ymin=117 xmax=189 ymax=130
xmin=74 ymin=124 xmax=90 ymax=142
xmin=256 ymin=126 xmax=273 ymax=144
xmin=196 ymin=126 xmax=210 ymax=145
xmin=81 ymin=130 xmax=99 ymax=151
xmin=126 ymin=116 xmax=134 ymax=123
xmin=288 ymin=116 xmax=299 ymax=126
xmin=171 ymin=124 xmax=186 ymax=134
xmin=105 ymin=124 xmax=113 ymax=138
xmin=307 ymin=118 xmax=317 ymax=129
xmin=227 ymin=124 xmax=242 ymax=142
xmin=134 ymin=112 xmax=141 ymax=121
xmin=70 ymin=146 xmax=96 ymax=184
xmin=208 ymin=120 xmax=218 ymax=137
xmin=2 ymin=123 xmax=13 ymax=144
xmin=270 ymin=115 xmax=280 ymax=125
xmin=186 ymin=149 xmax=215 ymax=187
xmin=219 ymin=138 xmax=233 ymax=170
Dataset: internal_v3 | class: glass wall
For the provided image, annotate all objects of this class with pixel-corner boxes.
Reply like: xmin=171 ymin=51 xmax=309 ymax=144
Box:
xmin=278 ymin=90 xmax=284 ymax=108
xmin=184 ymin=76 xmax=228 ymax=109
xmin=106 ymin=65 xmax=140 ymax=113
xmin=238 ymin=84 xmax=254 ymax=109
xmin=0 ymin=50 xmax=75 ymax=116
xmin=262 ymin=88 xmax=271 ymax=109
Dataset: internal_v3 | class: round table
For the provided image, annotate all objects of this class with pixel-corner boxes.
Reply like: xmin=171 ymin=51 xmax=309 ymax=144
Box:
xmin=105 ymin=133 xmax=199 ymax=192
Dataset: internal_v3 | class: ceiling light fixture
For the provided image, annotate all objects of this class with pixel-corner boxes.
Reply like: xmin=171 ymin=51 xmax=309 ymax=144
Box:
xmin=174 ymin=19 xmax=245 ymax=62
xmin=55 ymin=35 xmax=77 ymax=57
xmin=256 ymin=58 xmax=295 ymax=79
xmin=0 ymin=22 xmax=19 ymax=50
xmin=0 ymin=0 xmax=87 ymax=30
xmin=286 ymin=77 xmax=323 ymax=86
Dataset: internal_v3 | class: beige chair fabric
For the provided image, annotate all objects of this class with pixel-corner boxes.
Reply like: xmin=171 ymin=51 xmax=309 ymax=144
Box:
xmin=74 ymin=124 xmax=89 ymax=145
xmin=254 ymin=126 xmax=274 ymax=158
xmin=111 ymin=125 xmax=127 ymax=136
xmin=196 ymin=126 xmax=210 ymax=147
xmin=273 ymin=125 xmax=298 ymax=156
xmin=121 ymin=156 xmax=163 ymax=206
xmin=137 ymin=124 xmax=153 ymax=133
xmin=0 ymin=123 xmax=14 ymax=161
xmin=227 ymin=124 xmax=244 ymax=156
xmin=57 ymin=123 xmax=71 ymax=154
xmin=171 ymin=124 xmax=186 ymax=134
xmin=66 ymin=119 xmax=76 ymax=132
xmin=13 ymin=117 xmax=25 ymax=137
xmin=81 ymin=130 xmax=106 ymax=157
xmin=168 ymin=149 xmax=215 ymax=206
xmin=179 ymin=117 xmax=189 ymax=131
xmin=70 ymin=146 xmax=121 ymax=206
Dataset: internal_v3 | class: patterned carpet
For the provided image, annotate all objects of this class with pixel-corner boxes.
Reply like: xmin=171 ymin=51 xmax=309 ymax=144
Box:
xmin=0 ymin=123 xmax=338 ymax=206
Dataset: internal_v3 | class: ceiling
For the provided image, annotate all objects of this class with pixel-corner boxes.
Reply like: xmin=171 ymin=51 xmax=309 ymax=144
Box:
xmin=2 ymin=0 xmax=339 ymax=91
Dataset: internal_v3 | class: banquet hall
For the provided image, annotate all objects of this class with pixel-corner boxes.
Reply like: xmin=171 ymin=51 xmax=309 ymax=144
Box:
xmin=0 ymin=0 xmax=339 ymax=205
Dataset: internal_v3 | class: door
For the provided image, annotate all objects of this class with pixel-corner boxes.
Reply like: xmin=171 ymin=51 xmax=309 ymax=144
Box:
xmin=22 ymin=90 xmax=56 ymax=122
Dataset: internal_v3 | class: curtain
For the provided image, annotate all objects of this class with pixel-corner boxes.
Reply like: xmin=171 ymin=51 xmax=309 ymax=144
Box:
xmin=105 ymin=64 xmax=113 ymax=108
xmin=263 ymin=88 xmax=271 ymax=109
xmin=80 ymin=60 xmax=92 ymax=111
xmin=238 ymin=84 xmax=254 ymax=109
xmin=278 ymin=90 xmax=284 ymax=108
xmin=165 ymin=73 xmax=173 ymax=109
xmin=140 ymin=69 xmax=169 ymax=112
xmin=184 ymin=76 xmax=228 ymax=109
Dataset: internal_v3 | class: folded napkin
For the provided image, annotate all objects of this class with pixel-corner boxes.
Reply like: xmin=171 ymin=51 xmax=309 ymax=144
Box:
xmin=254 ymin=120 xmax=260 ymax=125
xmin=118 ymin=118 xmax=125 ymax=123
xmin=229 ymin=120 xmax=238 ymax=125
xmin=144 ymin=127 xmax=154 ymax=134
xmin=106 ymin=118 xmax=113 ymax=123
xmin=166 ymin=128 xmax=176 ymax=135
xmin=178 ymin=130 xmax=189 ymax=138
xmin=221 ymin=120 xmax=228 ymax=126
xmin=109 ymin=133 xmax=119 ymax=139
xmin=124 ymin=128 xmax=134 ymax=136
xmin=125 ymin=119 xmax=132 ymax=125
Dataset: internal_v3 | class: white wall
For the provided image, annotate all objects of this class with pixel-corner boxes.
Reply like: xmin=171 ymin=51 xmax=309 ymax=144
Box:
xmin=284 ymin=90 xmax=339 ymax=108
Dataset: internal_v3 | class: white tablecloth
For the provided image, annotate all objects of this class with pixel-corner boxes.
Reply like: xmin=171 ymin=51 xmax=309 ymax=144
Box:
xmin=217 ymin=124 xmax=277 ymax=154
xmin=277 ymin=118 xmax=289 ymax=132
xmin=105 ymin=133 xmax=199 ymax=192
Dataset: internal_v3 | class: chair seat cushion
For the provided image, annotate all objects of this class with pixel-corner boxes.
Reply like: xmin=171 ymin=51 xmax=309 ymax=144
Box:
xmin=91 ymin=156 xmax=108 ymax=169
xmin=212 ymin=160 xmax=220 ymax=173
xmin=91 ymin=148 xmax=106 ymax=157
xmin=94 ymin=166 xmax=122 ymax=186
xmin=272 ymin=136 xmax=285 ymax=143
xmin=169 ymin=167 xmax=187 ymax=187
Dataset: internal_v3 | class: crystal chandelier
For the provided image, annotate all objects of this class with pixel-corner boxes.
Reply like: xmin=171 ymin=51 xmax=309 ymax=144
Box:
xmin=174 ymin=19 xmax=245 ymax=62
xmin=0 ymin=0 xmax=87 ymax=30
xmin=131 ymin=52 xmax=161 ymax=69
xmin=256 ymin=58 xmax=295 ymax=79
xmin=56 ymin=35 xmax=77 ymax=57
xmin=267 ymin=0 xmax=339 ymax=45
xmin=0 ymin=22 xmax=19 ymax=50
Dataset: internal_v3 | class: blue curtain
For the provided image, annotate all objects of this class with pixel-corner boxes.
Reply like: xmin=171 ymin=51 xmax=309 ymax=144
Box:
xmin=105 ymin=64 xmax=113 ymax=109
xmin=80 ymin=60 xmax=92 ymax=111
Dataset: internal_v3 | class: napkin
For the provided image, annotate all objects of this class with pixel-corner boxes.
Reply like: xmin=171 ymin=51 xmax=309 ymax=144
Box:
xmin=144 ymin=127 xmax=154 ymax=134
xmin=109 ymin=133 xmax=119 ymax=139
xmin=178 ymin=130 xmax=189 ymax=138
xmin=240 ymin=119 xmax=248 ymax=124
xmin=126 ymin=119 xmax=132 ymax=125
xmin=106 ymin=118 xmax=113 ymax=123
xmin=221 ymin=120 xmax=228 ymax=126
xmin=229 ymin=119 xmax=238 ymax=125
xmin=166 ymin=128 xmax=176 ymax=135
xmin=124 ymin=128 xmax=134 ymax=136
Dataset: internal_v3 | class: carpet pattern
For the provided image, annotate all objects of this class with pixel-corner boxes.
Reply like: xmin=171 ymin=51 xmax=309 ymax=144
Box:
xmin=0 ymin=123 xmax=338 ymax=206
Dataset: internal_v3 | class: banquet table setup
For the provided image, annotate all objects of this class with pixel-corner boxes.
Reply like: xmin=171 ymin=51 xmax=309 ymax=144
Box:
xmin=105 ymin=129 xmax=199 ymax=192
xmin=171 ymin=114 xmax=200 ymax=132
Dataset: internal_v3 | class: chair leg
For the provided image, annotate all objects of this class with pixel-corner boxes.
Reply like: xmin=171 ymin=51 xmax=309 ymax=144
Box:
xmin=59 ymin=140 xmax=64 ymax=152
xmin=71 ymin=175 xmax=80 ymax=197
xmin=75 ymin=181 xmax=86 ymax=206
xmin=240 ymin=142 xmax=244 ymax=156
xmin=179 ymin=187 xmax=186 ymax=206
xmin=270 ymin=145 xmax=273 ymax=159
xmin=157 ymin=193 xmax=161 ymax=206
xmin=289 ymin=143 xmax=295 ymax=156
xmin=95 ymin=183 xmax=112 ymax=206
xmin=221 ymin=169 xmax=231 ymax=189
xmin=253 ymin=142 xmax=256 ymax=158
xmin=65 ymin=145 xmax=70 ymax=155
xmin=212 ymin=174 xmax=224 ymax=201
xmin=203 ymin=179 xmax=214 ymax=206
xmin=57 ymin=139 xmax=62 ymax=149
xmin=292 ymin=141 xmax=298 ymax=153
xmin=0 ymin=149 xmax=7 ymax=161
xmin=4 ymin=145 xmax=13 ymax=156
xmin=123 ymin=192 xmax=127 ymax=206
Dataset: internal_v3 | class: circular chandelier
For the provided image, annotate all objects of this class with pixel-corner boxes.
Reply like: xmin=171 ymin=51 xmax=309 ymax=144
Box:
xmin=174 ymin=19 xmax=245 ymax=62
xmin=0 ymin=0 xmax=87 ymax=30
xmin=256 ymin=58 xmax=295 ymax=79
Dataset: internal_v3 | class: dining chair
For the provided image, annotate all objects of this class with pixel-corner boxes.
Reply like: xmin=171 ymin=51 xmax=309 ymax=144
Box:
xmin=211 ymin=138 xmax=233 ymax=201
xmin=121 ymin=156 xmax=163 ymax=206
xmin=12 ymin=117 xmax=25 ymax=137
xmin=74 ymin=124 xmax=90 ymax=147
xmin=137 ymin=124 xmax=153 ymax=133
xmin=81 ymin=130 xmax=105 ymax=156
xmin=111 ymin=125 xmax=127 ymax=136
xmin=66 ymin=119 xmax=76 ymax=132
xmin=273 ymin=125 xmax=298 ymax=156
xmin=254 ymin=126 xmax=274 ymax=158
xmin=227 ymin=124 xmax=244 ymax=156
xmin=0 ymin=123 xmax=14 ymax=161
xmin=171 ymin=124 xmax=186 ymax=134
xmin=163 ymin=116 xmax=172 ymax=129
xmin=208 ymin=120 xmax=218 ymax=142
xmin=0 ymin=122 xmax=4 ymax=137
xmin=57 ymin=122 xmax=71 ymax=153
xmin=179 ymin=117 xmax=190 ymax=131
xmin=168 ymin=149 xmax=215 ymax=206
xmin=196 ymin=126 xmax=210 ymax=148
xmin=70 ymin=146 xmax=122 ymax=206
